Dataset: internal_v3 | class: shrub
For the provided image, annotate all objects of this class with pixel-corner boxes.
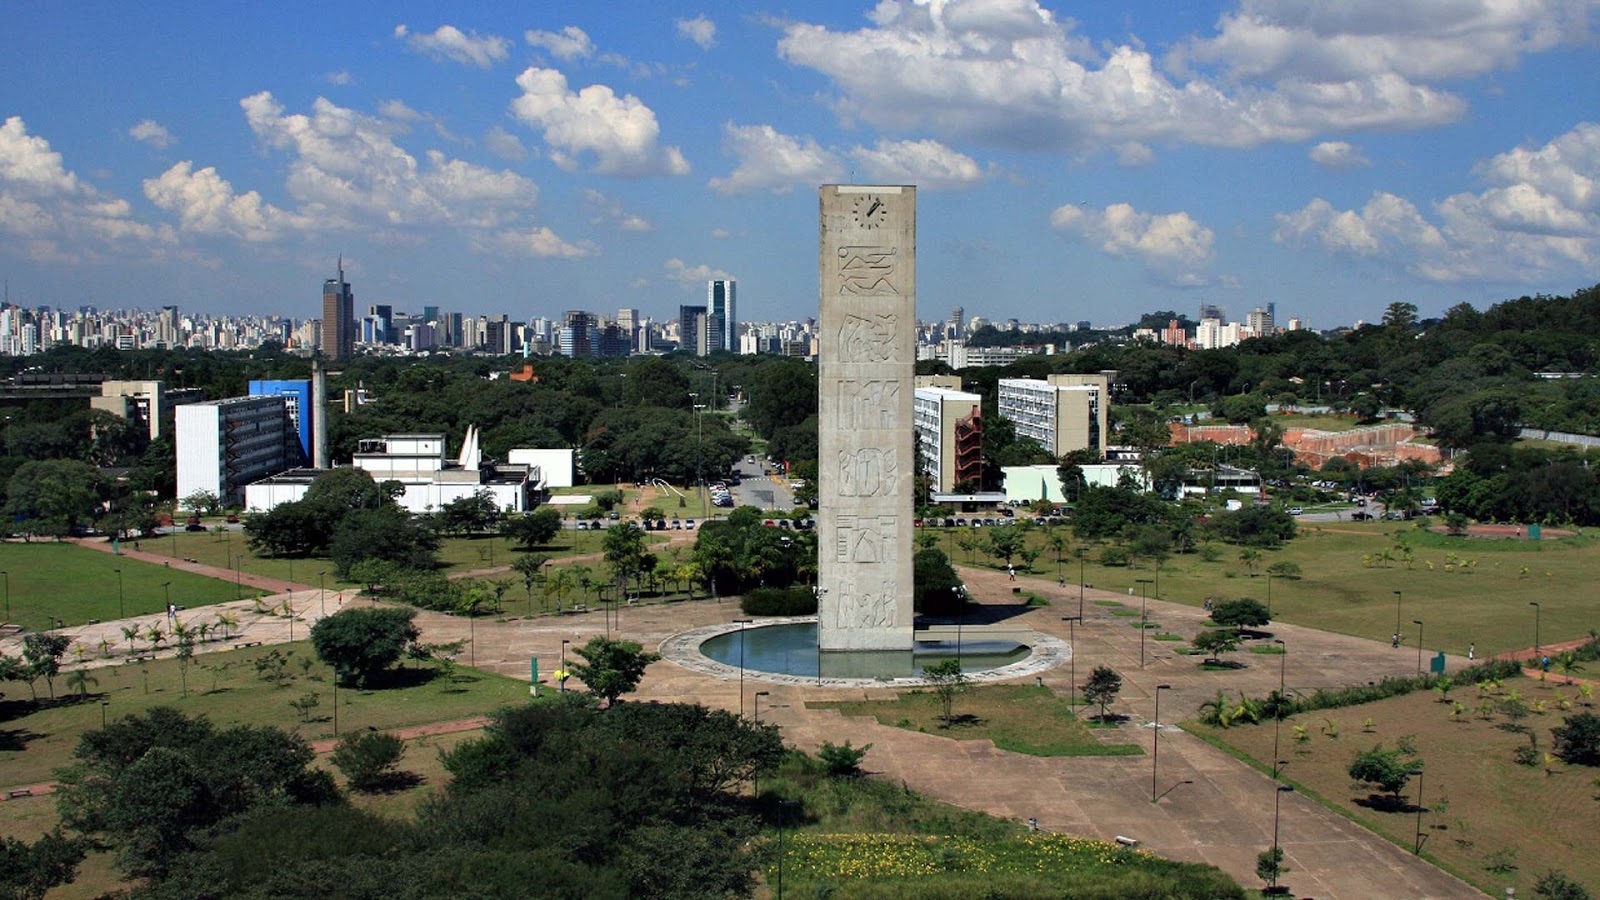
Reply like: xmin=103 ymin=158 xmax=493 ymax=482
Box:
xmin=330 ymin=731 xmax=406 ymax=793
xmin=739 ymin=586 xmax=817 ymax=617
xmin=1098 ymin=546 xmax=1130 ymax=567
xmin=1348 ymin=743 xmax=1419 ymax=798
xmin=1552 ymin=712 xmax=1600 ymax=766
xmin=818 ymin=740 xmax=872 ymax=777
xmin=1534 ymin=870 xmax=1594 ymax=900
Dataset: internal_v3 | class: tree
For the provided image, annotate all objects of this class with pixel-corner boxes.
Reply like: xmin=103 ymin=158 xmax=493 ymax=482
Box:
xmin=569 ymin=636 xmax=661 ymax=707
xmin=309 ymin=607 xmax=421 ymax=687
xmin=0 ymin=830 xmax=87 ymax=900
xmin=1551 ymin=712 xmax=1600 ymax=766
xmin=1211 ymin=598 xmax=1271 ymax=629
xmin=511 ymin=553 xmax=548 ymax=609
xmin=1255 ymin=846 xmax=1288 ymax=890
xmin=985 ymin=524 xmax=1027 ymax=567
xmin=1193 ymin=628 xmax=1243 ymax=664
xmin=179 ymin=490 xmax=221 ymax=516
xmin=1533 ymin=870 xmax=1594 ymax=900
xmin=502 ymin=506 xmax=562 ymax=548
xmin=328 ymin=505 xmax=440 ymax=577
xmin=439 ymin=489 xmax=499 ymax=536
xmin=21 ymin=634 xmax=71 ymax=701
xmin=1348 ymin=743 xmax=1420 ymax=800
xmin=330 ymin=730 xmax=407 ymax=793
xmin=1083 ymin=665 xmax=1123 ymax=721
xmin=923 ymin=659 xmax=968 ymax=725
xmin=602 ymin=522 xmax=651 ymax=596
xmin=64 ymin=669 xmax=98 ymax=700
xmin=817 ymin=740 xmax=873 ymax=778
xmin=4 ymin=459 xmax=103 ymax=539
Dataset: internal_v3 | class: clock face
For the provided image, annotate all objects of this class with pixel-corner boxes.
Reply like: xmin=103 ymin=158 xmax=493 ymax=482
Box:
xmin=852 ymin=194 xmax=887 ymax=229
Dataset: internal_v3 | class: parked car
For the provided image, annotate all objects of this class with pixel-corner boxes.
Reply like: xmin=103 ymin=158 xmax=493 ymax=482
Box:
xmin=1287 ymin=507 xmax=1304 ymax=516
xmin=684 ymin=519 xmax=696 ymax=530
xmin=185 ymin=523 xmax=205 ymax=532
xmin=670 ymin=520 xmax=683 ymax=530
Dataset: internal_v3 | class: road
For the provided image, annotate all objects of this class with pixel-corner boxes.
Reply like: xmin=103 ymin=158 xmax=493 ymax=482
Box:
xmin=728 ymin=455 xmax=797 ymax=512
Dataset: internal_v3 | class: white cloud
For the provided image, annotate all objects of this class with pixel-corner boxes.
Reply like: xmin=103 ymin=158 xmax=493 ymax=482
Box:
xmin=709 ymin=124 xmax=841 ymax=194
xmin=509 ymin=67 xmax=690 ymax=176
xmin=676 ymin=15 xmax=717 ymax=49
xmin=665 ymin=257 xmax=732 ymax=284
xmin=395 ymin=23 xmax=509 ymax=68
xmin=378 ymin=99 xmax=424 ymax=123
xmin=711 ymin=227 xmax=732 ymax=238
xmin=848 ymin=138 xmax=987 ymax=190
xmin=325 ymin=71 xmax=353 ymax=86
xmin=526 ymin=25 xmax=595 ymax=60
xmin=485 ymin=126 xmax=529 ymax=161
xmin=478 ymin=225 xmax=595 ymax=258
xmin=1051 ymin=201 xmax=1216 ymax=281
xmin=1275 ymin=123 xmax=1600 ymax=283
xmin=1308 ymin=141 xmax=1371 ymax=170
xmin=241 ymin=91 xmax=539 ymax=232
xmin=581 ymin=188 xmax=654 ymax=231
xmin=1176 ymin=0 xmax=1590 ymax=83
xmin=0 ymin=116 xmax=165 ymax=258
xmin=129 ymin=120 xmax=176 ymax=149
xmin=143 ymin=161 xmax=306 ymax=241
xmin=1114 ymin=142 xmax=1156 ymax=167
xmin=774 ymin=0 xmax=1532 ymax=155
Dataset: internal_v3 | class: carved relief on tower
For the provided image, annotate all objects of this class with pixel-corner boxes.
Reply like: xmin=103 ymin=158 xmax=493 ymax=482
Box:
xmin=835 ymin=574 xmax=897 ymax=630
xmin=836 ymin=246 xmax=899 ymax=296
xmin=837 ymin=447 xmax=897 ymax=498
xmin=835 ymin=514 xmax=898 ymax=564
xmin=838 ymin=313 xmax=902 ymax=363
xmin=837 ymin=379 xmax=900 ymax=430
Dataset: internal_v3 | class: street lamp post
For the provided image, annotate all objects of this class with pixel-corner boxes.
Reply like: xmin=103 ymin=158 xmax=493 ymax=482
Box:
xmin=1411 ymin=768 xmax=1427 ymax=854
xmin=1076 ymin=548 xmax=1087 ymax=620
xmin=1272 ymin=639 xmax=1286 ymax=773
xmin=1271 ymin=783 xmax=1295 ymax=892
xmin=1 ymin=570 xmax=8 ymax=622
xmin=1152 ymin=684 xmax=1171 ymax=802
xmin=734 ymin=619 xmax=752 ymax=717
xmin=114 ymin=568 xmax=125 ymax=619
xmin=560 ymin=639 xmax=570 ymax=692
xmin=1393 ymin=590 xmax=1403 ymax=647
xmin=953 ymin=585 xmax=964 ymax=664
xmin=162 ymin=581 xmax=171 ymax=614
xmin=319 ymin=571 xmax=327 ymax=618
xmin=1530 ymin=601 xmax=1541 ymax=656
xmin=1136 ymin=578 xmax=1153 ymax=668
xmin=1412 ymin=619 xmax=1424 ymax=677
xmin=100 ymin=699 xmax=109 ymax=728
xmin=1062 ymin=616 xmax=1081 ymax=715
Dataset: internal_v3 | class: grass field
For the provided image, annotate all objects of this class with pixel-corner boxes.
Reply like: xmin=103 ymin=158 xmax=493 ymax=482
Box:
xmin=0 ymin=640 xmax=530 ymax=788
xmin=947 ymin=521 xmax=1600 ymax=657
xmin=0 ymin=542 xmax=264 ymax=630
xmin=1189 ymin=675 xmax=1600 ymax=896
xmin=807 ymin=684 xmax=1142 ymax=757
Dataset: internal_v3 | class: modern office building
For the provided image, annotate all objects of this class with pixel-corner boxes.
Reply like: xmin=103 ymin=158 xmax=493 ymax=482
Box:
xmin=248 ymin=379 xmax=313 ymax=463
xmin=320 ymin=258 xmax=354 ymax=359
xmin=90 ymin=380 xmax=174 ymax=441
xmin=245 ymin=427 xmax=541 ymax=515
xmin=997 ymin=373 xmax=1110 ymax=458
xmin=912 ymin=382 xmax=984 ymax=493
xmin=708 ymin=280 xmax=735 ymax=352
xmin=557 ymin=310 xmax=596 ymax=357
xmin=176 ymin=396 xmax=297 ymax=506
xmin=678 ymin=304 xmax=706 ymax=355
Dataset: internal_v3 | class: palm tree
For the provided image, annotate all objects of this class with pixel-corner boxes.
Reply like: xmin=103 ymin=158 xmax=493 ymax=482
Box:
xmin=215 ymin=612 xmax=239 ymax=641
xmin=65 ymin=669 xmax=99 ymax=699
xmin=544 ymin=567 xmax=575 ymax=612
xmin=571 ymin=564 xmax=594 ymax=605
xmin=146 ymin=624 xmax=167 ymax=652
xmin=121 ymin=624 xmax=141 ymax=655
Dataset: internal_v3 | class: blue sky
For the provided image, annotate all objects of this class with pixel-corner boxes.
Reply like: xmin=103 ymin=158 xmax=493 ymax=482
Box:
xmin=1 ymin=0 xmax=1596 ymax=329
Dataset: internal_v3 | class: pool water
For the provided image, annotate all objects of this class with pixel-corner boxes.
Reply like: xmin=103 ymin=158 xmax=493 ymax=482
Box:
xmin=699 ymin=622 xmax=1031 ymax=680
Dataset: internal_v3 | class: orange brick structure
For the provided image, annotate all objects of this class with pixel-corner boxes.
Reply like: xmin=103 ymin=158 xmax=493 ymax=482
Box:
xmin=1169 ymin=420 xmax=1444 ymax=470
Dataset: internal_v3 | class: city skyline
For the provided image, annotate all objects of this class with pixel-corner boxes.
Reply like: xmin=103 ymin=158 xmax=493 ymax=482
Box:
xmin=1 ymin=1 xmax=1596 ymax=329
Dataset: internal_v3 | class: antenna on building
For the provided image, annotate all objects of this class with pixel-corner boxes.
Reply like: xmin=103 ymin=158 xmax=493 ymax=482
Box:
xmin=337 ymin=254 xmax=344 ymax=284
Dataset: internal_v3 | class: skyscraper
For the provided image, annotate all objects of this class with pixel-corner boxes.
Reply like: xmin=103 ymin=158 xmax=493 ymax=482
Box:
xmin=320 ymin=258 xmax=354 ymax=359
xmin=678 ymin=304 xmax=706 ymax=355
xmin=708 ymin=279 xmax=735 ymax=352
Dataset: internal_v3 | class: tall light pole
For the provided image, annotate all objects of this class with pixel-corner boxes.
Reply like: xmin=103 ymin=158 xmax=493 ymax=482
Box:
xmin=319 ymin=571 xmax=327 ymax=618
xmin=1 ymin=570 xmax=8 ymax=622
xmin=560 ymin=639 xmax=570 ymax=692
xmin=1392 ymin=590 xmax=1403 ymax=647
xmin=1152 ymin=684 xmax=1171 ymax=802
xmin=1530 ymin=601 xmax=1541 ymax=656
xmin=1136 ymin=578 xmax=1153 ymax=668
xmin=114 ymin=567 xmax=125 ymax=619
xmin=953 ymin=585 xmax=965 ymax=664
xmin=1271 ymin=783 xmax=1295 ymax=892
xmin=734 ymin=618 xmax=752 ymax=717
xmin=1272 ymin=639 xmax=1286 ymax=773
xmin=1076 ymin=548 xmax=1087 ymax=620
xmin=1412 ymin=619 xmax=1424 ymax=677
xmin=1263 ymin=572 xmax=1274 ymax=617
xmin=1411 ymin=768 xmax=1427 ymax=854
xmin=1062 ymin=616 xmax=1081 ymax=715
xmin=162 ymin=581 xmax=171 ymax=614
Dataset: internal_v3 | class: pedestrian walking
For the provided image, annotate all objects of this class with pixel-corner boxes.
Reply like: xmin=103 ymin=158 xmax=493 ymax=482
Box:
xmin=1007 ymin=565 xmax=1016 ymax=581
xmin=1392 ymin=632 xmax=1400 ymax=648
xmin=1468 ymin=642 xmax=1475 ymax=661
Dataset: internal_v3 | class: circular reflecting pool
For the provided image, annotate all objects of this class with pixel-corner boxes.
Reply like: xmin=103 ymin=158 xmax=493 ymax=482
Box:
xmin=699 ymin=622 xmax=1031 ymax=680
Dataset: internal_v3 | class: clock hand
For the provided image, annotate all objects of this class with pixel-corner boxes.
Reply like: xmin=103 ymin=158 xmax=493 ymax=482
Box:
xmin=866 ymin=199 xmax=881 ymax=217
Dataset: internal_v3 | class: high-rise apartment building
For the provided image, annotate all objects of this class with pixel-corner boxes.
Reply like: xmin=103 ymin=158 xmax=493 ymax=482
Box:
xmin=708 ymin=280 xmax=735 ymax=352
xmin=320 ymin=258 xmax=354 ymax=359
xmin=913 ymin=378 xmax=984 ymax=493
xmin=176 ymin=396 xmax=296 ymax=506
xmin=997 ymin=373 xmax=1110 ymax=458
xmin=678 ymin=305 xmax=706 ymax=355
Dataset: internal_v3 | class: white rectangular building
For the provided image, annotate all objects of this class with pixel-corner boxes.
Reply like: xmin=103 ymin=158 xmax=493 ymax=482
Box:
xmin=913 ymin=384 xmax=983 ymax=493
xmin=176 ymin=396 xmax=294 ymax=506
xmin=997 ymin=374 xmax=1108 ymax=458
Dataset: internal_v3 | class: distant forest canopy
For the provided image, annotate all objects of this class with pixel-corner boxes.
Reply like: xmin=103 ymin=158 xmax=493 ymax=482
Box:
xmin=4 ymin=283 xmax=1599 ymax=489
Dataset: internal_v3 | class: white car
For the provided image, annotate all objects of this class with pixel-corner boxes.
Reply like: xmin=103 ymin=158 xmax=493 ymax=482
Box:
xmin=1287 ymin=507 xmax=1304 ymax=516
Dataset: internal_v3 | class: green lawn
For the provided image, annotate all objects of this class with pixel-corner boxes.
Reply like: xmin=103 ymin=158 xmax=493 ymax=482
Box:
xmin=138 ymin=529 xmax=348 ymax=588
xmin=807 ymin=684 xmax=1141 ymax=757
xmin=1189 ymin=677 xmax=1600 ymax=896
xmin=0 ymin=542 xmax=263 ymax=630
xmin=0 ymin=640 xmax=531 ymax=788
xmin=957 ymin=521 xmax=1600 ymax=657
